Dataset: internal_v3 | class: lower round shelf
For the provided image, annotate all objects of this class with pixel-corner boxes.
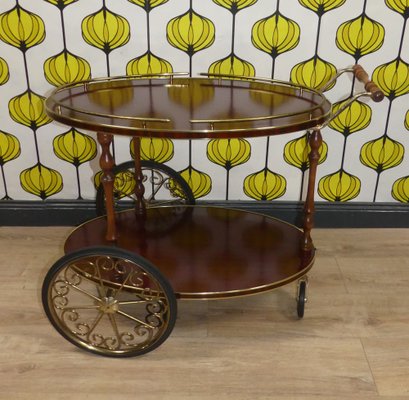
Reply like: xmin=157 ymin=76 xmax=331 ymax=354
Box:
xmin=64 ymin=206 xmax=315 ymax=299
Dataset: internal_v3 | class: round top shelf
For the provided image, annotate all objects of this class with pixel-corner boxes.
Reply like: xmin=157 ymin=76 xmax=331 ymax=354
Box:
xmin=45 ymin=74 xmax=331 ymax=139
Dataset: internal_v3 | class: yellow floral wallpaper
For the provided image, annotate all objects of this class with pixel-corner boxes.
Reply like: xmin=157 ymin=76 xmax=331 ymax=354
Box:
xmin=0 ymin=0 xmax=408 ymax=203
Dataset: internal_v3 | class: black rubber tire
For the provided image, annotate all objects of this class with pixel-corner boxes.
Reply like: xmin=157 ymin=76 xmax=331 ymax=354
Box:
xmin=42 ymin=246 xmax=177 ymax=357
xmin=96 ymin=160 xmax=195 ymax=216
xmin=297 ymin=280 xmax=307 ymax=319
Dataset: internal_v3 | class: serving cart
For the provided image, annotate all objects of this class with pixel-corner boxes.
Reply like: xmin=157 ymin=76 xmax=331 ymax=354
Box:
xmin=42 ymin=66 xmax=384 ymax=357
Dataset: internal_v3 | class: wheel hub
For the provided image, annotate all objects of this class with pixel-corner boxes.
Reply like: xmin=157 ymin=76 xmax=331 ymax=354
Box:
xmin=99 ymin=296 xmax=119 ymax=314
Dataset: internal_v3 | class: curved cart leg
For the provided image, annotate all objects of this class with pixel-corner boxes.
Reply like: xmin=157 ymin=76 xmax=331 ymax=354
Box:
xmin=96 ymin=160 xmax=195 ymax=216
xmin=42 ymin=246 xmax=177 ymax=357
xmin=296 ymin=276 xmax=308 ymax=318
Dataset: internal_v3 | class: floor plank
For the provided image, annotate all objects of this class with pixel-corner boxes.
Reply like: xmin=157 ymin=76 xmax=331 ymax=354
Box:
xmin=362 ymin=338 xmax=409 ymax=397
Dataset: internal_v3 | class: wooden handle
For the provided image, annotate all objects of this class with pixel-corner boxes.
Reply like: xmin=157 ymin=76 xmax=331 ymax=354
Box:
xmin=352 ymin=64 xmax=384 ymax=102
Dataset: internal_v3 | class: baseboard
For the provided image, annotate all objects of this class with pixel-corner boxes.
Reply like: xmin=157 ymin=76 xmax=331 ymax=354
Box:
xmin=0 ymin=199 xmax=407 ymax=228
xmin=0 ymin=200 xmax=98 ymax=227
xmin=209 ymin=201 xmax=409 ymax=228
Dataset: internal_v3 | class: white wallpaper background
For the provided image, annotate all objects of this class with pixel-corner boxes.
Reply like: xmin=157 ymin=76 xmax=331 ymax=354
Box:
xmin=0 ymin=0 xmax=408 ymax=204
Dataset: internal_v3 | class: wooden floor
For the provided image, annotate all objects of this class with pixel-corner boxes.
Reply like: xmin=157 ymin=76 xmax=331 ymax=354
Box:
xmin=1 ymin=226 xmax=409 ymax=399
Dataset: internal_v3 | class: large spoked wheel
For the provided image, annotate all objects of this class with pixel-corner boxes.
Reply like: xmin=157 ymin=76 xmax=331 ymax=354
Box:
xmin=96 ymin=160 xmax=195 ymax=216
xmin=42 ymin=246 xmax=177 ymax=357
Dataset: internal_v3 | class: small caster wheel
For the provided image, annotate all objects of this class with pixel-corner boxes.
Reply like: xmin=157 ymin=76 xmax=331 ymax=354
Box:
xmin=42 ymin=246 xmax=177 ymax=357
xmin=296 ymin=278 xmax=308 ymax=318
xmin=96 ymin=160 xmax=195 ymax=216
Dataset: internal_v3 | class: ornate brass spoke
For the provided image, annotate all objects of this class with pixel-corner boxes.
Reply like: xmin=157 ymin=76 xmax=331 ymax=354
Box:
xmin=96 ymin=285 xmax=112 ymax=300
xmin=120 ymin=192 xmax=136 ymax=202
xmin=94 ymin=264 xmax=111 ymax=298
xmin=111 ymin=270 xmax=134 ymax=299
xmin=63 ymin=279 xmax=101 ymax=303
xmin=116 ymin=309 xmax=156 ymax=330
xmin=84 ymin=311 xmax=104 ymax=339
xmin=145 ymin=175 xmax=168 ymax=201
xmin=117 ymin=298 xmax=160 ymax=305
xmin=60 ymin=305 xmax=101 ymax=311
xmin=107 ymin=313 xmax=122 ymax=347
xmin=144 ymin=198 xmax=181 ymax=207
